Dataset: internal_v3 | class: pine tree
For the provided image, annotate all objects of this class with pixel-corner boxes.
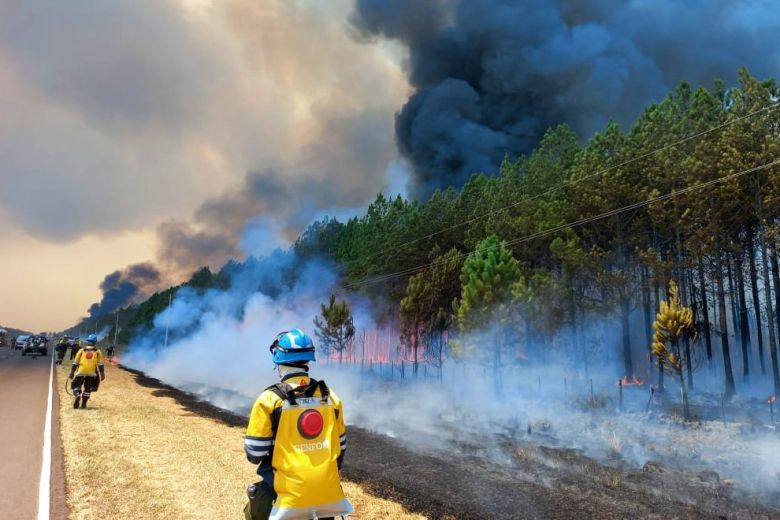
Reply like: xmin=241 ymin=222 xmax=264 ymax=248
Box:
xmin=313 ymin=295 xmax=355 ymax=365
xmin=652 ymin=281 xmax=697 ymax=419
xmin=400 ymin=273 xmax=432 ymax=377
xmin=456 ymin=235 xmax=523 ymax=390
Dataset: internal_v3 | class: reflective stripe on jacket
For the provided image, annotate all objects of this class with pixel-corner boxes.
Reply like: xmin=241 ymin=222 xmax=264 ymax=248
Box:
xmin=245 ymin=375 xmax=351 ymax=519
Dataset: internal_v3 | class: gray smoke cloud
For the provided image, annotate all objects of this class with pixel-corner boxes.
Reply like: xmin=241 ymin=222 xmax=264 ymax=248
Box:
xmin=350 ymin=0 xmax=780 ymax=197
xmin=153 ymin=86 xmax=403 ymax=276
xmin=0 ymin=0 xmax=231 ymax=240
xmin=88 ymin=262 xmax=162 ymax=318
xmin=0 ymin=0 xmax=404 ymax=246
xmin=2 ymin=0 xmax=407 ymax=316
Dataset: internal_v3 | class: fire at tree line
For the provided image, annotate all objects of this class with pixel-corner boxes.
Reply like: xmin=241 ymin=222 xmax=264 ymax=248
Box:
xmin=69 ymin=67 xmax=780 ymax=410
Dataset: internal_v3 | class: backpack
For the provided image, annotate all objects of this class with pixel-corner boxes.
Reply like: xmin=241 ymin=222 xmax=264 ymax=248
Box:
xmin=264 ymin=379 xmax=352 ymax=520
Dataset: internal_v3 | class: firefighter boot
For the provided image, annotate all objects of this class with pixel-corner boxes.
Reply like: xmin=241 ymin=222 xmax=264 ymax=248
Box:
xmin=73 ymin=395 xmax=81 ymax=408
xmin=80 ymin=396 xmax=89 ymax=409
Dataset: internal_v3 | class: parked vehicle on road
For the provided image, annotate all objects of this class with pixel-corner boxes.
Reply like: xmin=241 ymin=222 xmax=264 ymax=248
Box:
xmin=22 ymin=335 xmax=48 ymax=357
xmin=15 ymin=335 xmax=29 ymax=351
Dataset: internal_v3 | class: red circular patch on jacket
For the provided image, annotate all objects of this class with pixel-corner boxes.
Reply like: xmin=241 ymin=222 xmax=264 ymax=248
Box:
xmin=297 ymin=409 xmax=323 ymax=439
xmin=85 ymin=352 xmax=94 ymax=359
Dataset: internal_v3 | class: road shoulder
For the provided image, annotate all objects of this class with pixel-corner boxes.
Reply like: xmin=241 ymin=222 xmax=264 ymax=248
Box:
xmin=51 ymin=364 xmax=70 ymax=520
xmin=55 ymin=362 xmax=423 ymax=519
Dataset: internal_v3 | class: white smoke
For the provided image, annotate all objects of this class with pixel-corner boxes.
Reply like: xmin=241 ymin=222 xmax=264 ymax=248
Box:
xmin=96 ymin=325 xmax=113 ymax=341
xmin=122 ymin=220 xmax=780 ymax=501
xmin=125 ymin=258 xmax=338 ymax=402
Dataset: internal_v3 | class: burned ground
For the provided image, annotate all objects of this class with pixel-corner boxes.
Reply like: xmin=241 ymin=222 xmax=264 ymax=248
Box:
xmin=343 ymin=427 xmax=779 ymax=520
xmin=121 ymin=366 xmax=780 ymax=519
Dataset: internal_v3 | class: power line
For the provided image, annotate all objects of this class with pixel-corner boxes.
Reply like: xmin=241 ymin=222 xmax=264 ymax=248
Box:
xmin=340 ymin=102 xmax=779 ymax=268
xmin=342 ymin=158 xmax=780 ymax=290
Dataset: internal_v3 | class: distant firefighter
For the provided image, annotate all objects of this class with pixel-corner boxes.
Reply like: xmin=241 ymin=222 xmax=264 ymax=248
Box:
xmin=69 ymin=338 xmax=79 ymax=360
xmin=55 ymin=337 xmax=68 ymax=364
xmin=69 ymin=334 xmax=105 ymax=409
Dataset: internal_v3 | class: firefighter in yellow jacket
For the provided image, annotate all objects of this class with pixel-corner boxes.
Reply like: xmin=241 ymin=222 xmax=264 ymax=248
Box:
xmin=244 ymin=329 xmax=353 ymax=520
xmin=68 ymin=334 xmax=105 ymax=409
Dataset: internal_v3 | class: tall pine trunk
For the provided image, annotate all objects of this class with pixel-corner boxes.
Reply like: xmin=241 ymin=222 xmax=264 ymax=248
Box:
xmin=616 ymin=223 xmax=633 ymax=378
xmin=698 ymin=259 xmax=713 ymax=361
xmin=413 ymin=327 xmax=419 ymax=377
xmin=673 ymin=223 xmax=694 ymax=391
xmin=653 ymin=273 xmax=662 ymax=392
xmin=726 ymin=256 xmax=741 ymax=355
xmin=687 ymin=268 xmax=698 ymax=391
xmin=641 ymin=266 xmax=653 ymax=349
xmin=770 ymin=238 xmax=780 ymax=395
xmin=714 ymin=250 xmax=737 ymax=399
xmin=683 ymin=331 xmax=693 ymax=390
xmin=747 ymin=229 xmax=766 ymax=374
xmin=676 ymin=339 xmax=690 ymax=420
xmin=759 ymin=230 xmax=780 ymax=394
xmin=679 ymin=264 xmax=694 ymax=390
xmin=734 ymin=249 xmax=752 ymax=379
xmin=439 ymin=330 xmax=445 ymax=382
xmin=621 ymin=297 xmax=633 ymax=377
xmin=677 ymin=264 xmax=693 ymax=388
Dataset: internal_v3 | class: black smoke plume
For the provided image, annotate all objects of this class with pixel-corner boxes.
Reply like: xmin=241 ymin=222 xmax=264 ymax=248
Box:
xmin=88 ymin=262 xmax=162 ymax=318
xmin=351 ymin=0 xmax=780 ymax=197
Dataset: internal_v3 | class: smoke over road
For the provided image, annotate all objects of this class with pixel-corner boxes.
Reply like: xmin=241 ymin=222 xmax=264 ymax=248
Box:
xmin=350 ymin=0 xmax=780 ymax=196
xmin=123 ymin=224 xmax=345 ymax=389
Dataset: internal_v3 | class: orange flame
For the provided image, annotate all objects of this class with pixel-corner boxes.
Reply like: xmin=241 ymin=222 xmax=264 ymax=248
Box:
xmin=618 ymin=375 xmax=644 ymax=387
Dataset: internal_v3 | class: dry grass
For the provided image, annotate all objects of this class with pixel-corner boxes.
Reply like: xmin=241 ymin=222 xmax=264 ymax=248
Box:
xmin=56 ymin=363 xmax=425 ymax=520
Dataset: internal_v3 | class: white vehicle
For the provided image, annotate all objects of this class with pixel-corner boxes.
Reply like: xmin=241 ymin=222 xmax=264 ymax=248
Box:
xmin=15 ymin=335 xmax=29 ymax=350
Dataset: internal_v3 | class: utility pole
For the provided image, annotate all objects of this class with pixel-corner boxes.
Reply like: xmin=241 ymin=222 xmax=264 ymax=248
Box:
xmin=113 ymin=312 xmax=120 ymax=346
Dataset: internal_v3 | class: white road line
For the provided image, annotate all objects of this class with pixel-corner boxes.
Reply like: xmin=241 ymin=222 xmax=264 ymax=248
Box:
xmin=37 ymin=354 xmax=53 ymax=520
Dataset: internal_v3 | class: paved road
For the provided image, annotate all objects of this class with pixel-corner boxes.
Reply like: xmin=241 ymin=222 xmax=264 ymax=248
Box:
xmin=0 ymin=347 xmax=68 ymax=520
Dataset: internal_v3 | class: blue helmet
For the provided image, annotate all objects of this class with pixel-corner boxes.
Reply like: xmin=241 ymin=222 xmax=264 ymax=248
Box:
xmin=86 ymin=334 xmax=98 ymax=345
xmin=270 ymin=329 xmax=316 ymax=365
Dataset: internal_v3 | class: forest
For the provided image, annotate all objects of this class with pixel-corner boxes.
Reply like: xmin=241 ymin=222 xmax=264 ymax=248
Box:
xmin=79 ymin=67 xmax=780 ymax=400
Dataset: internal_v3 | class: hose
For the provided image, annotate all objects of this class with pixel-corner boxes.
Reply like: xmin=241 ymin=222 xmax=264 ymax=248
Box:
xmin=64 ymin=378 xmax=73 ymax=396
